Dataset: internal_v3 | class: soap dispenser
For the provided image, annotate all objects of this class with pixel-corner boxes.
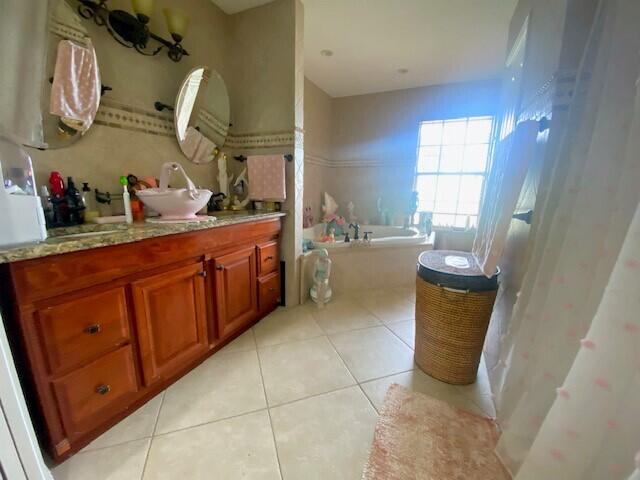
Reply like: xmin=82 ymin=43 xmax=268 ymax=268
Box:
xmin=120 ymin=176 xmax=133 ymax=224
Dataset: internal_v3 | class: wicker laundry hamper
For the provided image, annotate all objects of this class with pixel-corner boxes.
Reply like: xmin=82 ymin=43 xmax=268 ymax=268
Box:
xmin=414 ymin=250 xmax=500 ymax=385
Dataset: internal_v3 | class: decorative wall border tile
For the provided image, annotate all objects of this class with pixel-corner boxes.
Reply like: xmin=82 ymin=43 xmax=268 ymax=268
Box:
xmin=304 ymin=154 xmax=415 ymax=168
xmin=198 ymin=108 xmax=228 ymax=140
xmin=94 ymin=99 xmax=175 ymax=137
xmin=225 ymin=131 xmax=295 ymax=150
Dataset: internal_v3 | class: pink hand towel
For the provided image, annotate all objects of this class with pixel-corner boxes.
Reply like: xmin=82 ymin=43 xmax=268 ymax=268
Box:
xmin=247 ymin=155 xmax=286 ymax=201
xmin=49 ymin=39 xmax=100 ymax=133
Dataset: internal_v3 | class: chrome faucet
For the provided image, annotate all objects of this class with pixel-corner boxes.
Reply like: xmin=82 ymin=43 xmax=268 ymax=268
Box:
xmin=349 ymin=223 xmax=360 ymax=240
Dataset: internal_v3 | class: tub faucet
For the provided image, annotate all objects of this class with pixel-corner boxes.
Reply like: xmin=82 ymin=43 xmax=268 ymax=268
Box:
xmin=349 ymin=223 xmax=360 ymax=240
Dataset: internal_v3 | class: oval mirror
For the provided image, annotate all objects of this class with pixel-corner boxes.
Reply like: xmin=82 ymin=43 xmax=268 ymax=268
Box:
xmin=40 ymin=0 xmax=102 ymax=149
xmin=174 ymin=66 xmax=230 ymax=164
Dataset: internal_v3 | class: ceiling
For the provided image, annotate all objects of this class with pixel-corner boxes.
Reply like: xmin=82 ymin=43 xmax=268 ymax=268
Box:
xmin=304 ymin=0 xmax=518 ymax=97
xmin=210 ymin=0 xmax=275 ymax=15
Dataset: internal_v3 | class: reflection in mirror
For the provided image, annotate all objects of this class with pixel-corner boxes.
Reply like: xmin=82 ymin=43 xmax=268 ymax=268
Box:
xmin=174 ymin=66 xmax=230 ymax=164
xmin=42 ymin=0 xmax=101 ymax=149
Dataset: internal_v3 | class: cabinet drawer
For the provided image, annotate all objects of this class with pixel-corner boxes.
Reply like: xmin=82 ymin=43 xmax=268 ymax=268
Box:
xmin=258 ymin=272 xmax=280 ymax=315
xmin=37 ymin=288 xmax=130 ymax=375
xmin=257 ymin=241 xmax=279 ymax=276
xmin=52 ymin=346 xmax=138 ymax=439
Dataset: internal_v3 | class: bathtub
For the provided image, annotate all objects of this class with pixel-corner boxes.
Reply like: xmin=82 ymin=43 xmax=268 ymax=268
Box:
xmin=303 ymin=224 xmax=428 ymax=249
xmin=300 ymin=224 xmax=435 ymax=302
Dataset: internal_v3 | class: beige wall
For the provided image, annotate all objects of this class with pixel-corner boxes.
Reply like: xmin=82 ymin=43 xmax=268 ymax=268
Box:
xmin=227 ymin=0 xmax=295 ymax=136
xmin=303 ymin=78 xmax=332 ymax=221
xmin=303 ymin=79 xmax=501 ymax=224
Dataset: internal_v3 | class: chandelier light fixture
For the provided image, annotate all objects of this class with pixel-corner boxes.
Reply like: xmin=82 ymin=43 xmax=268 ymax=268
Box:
xmin=77 ymin=0 xmax=190 ymax=62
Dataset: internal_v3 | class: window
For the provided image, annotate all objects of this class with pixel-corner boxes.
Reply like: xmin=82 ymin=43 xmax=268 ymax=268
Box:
xmin=415 ymin=116 xmax=493 ymax=228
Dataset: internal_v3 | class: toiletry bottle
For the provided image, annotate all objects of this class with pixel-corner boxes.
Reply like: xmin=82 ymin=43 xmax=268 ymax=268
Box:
xmin=49 ymin=171 xmax=64 ymax=197
xmin=120 ymin=176 xmax=133 ymax=224
xmin=82 ymin=182 xmax=100 ymax=222
xmin=49 ymin=171 xmax=69 ymax=225
xmin=66 ymin=177 xmax=85 ymax=224
xmin=40 ymin=186 xmax=54 ymax=228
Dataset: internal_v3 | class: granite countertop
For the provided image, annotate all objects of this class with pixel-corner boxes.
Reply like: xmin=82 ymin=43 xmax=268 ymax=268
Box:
xmin=0 ymin=211 xmax=286 ymax=264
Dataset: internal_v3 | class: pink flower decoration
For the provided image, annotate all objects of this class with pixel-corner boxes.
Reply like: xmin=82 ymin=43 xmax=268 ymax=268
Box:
xmin=625 ymin=258 xmax=639 ymax=268
xmin=580 ymin=339 xmax=596 ymax=350
xmin=624 ymin=322 xmax=639 ymax=333
xmin=556 ymin=387 xmax=570 ymax=400
xmin=521 ymin=352 xmax=530 ymax=360
xmin=608 ymin=464 xmax=623 ymax=474
xmin=566 ymin=327 xmax=579 ymax=338
xmin=564 ymin=303 xmax=574 ymax=310
xmin=594 ymin=377 xmax=612 ymax=391
xmin=543 ymin=371 xmax=556 ymax=381
xmin=566 ymin=429 xmax=580 ymax=440
xmin=554 ymin=276 xmax=566 ymax=285
xmin=550 ymin=449 xmax=566 ymax=461
xmin=578 ymin=261 xmax=589 ymax=269
xmin=607 ymin=419 xmax=619 ymax=430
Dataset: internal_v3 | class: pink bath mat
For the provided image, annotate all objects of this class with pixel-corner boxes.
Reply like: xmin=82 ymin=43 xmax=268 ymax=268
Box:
xmin=362 ymin=384 xmax=510 ymax=480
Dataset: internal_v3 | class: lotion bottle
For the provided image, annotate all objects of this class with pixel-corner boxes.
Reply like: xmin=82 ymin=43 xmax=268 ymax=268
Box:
xmin=120 ymin=176 xmax=133 ymax=224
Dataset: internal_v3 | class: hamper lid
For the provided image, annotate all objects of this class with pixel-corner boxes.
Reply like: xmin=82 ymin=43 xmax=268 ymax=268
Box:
xmin=417 ymin=250 xmax=499 ymax=292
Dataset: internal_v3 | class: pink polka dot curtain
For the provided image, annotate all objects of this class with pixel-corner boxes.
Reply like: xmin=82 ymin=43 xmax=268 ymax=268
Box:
xmin=490 ymin=0 xmax=640 ymax=477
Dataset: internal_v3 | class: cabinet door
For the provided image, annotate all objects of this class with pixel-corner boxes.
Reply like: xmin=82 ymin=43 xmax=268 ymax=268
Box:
xmin=213 ymin=247 xmax=258 ymax=339
xmin=131 ymin=262 xmax=209 ymax=386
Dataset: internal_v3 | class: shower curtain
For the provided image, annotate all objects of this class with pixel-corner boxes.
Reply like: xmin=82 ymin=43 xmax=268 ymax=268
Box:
xmin=487 ymin=0 xmax=640 ymax=478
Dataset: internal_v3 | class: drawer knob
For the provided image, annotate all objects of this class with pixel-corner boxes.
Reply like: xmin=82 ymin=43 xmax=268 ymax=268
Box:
xmin=84 ymin=324 xmax=102 ymax=335
xmin=197 ymin=271 xmax=207 ymax=278
xmin=95 ymin=384 xmax=111 ymax=395
xmin=265 ymin=255 xmax=274 ymax=261
xmin=216 ymin=265 xmax=224 ymax=271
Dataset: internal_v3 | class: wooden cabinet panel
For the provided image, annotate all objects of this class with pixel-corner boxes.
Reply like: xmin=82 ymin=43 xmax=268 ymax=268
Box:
xmin=52 ymin=346 xmax=138 ymax=439
xmin=213 ymin=247 xmax=258 ymax=339
xmin=37 ymin=288 xmax=130 ymax=375
xmin=131 ymin=262 xmax=209 ymax=386
xmin=257 ymin=241 xmax=279 ymax=276
xmin=258 ymin=272 xmax=280 ymax=316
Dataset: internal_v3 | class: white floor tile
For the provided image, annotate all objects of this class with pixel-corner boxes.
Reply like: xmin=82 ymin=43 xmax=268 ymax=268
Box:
xmin=82 ymin=393 xmax=163 ymax=452
xmin=53 ymin=438 xmax=150 ymax=480
xmin=393 ymin=285 xmax=416 ymax=304
xmin=259 ymin=336 xmax=355 ymax=406
xmin=144 ymin=411 xmax=280 ymax=480
xmin=329 ymin=326 xmax=415 ymax=382
xmin=254 ymin=306 xmax=324 ymax=348
xmin=217 ymin=328 xmax=256 ymax=354
xmin=155 ymin=349 xmax=266 ymax=434
xmin=353 ymin=290 xmax=415 ymax=324
xmin=385 ymin=320 xmax=415 ymax=349
xmin=309 ymin=297 xmax=382 ymax=334
xmin=270 ymin=386 xmax=377 ymax=480
xmin=360 ymin=369 xmax=463 ymax=411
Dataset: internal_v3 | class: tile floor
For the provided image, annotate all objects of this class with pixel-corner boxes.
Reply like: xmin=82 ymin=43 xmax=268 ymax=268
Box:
xmin=51 ymin=287 xmax=495 ymax=480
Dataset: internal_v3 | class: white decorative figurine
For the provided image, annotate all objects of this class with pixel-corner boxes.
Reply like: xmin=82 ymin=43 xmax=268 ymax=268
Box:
xmin=216 ymin=153 xmax=234 ymax=207
xmin=310 ymin=249 xmax=332 ymax=308
xmin=232 ymin=167 xmax=250 ymax=209
xmin=321 ymin=192 xmax=339 ymax=222
xmin=347 ymin=201 xmax=357 ymax=224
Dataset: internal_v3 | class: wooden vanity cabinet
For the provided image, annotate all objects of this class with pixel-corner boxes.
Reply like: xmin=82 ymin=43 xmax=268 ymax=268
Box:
xmin=131 ymin=262 xmax=209 ymax=386
xmin=212 ymin=247 xmax=258 ymax=340
xmin=0 ymin=218 xmax=281 ymax=462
